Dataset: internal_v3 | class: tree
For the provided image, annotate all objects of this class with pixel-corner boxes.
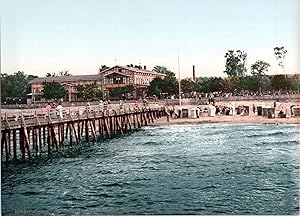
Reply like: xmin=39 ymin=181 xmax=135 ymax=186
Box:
xmin=274 ymin=46 xmax=287 ymax=69
xmin=180 ymin=78 xmax=195 ymax=94
xmin=194 ymin=77 xmax=211 ymax=93
xmin=239 ymin=75 xmax=259 ymax=92
xmin=290 ymin=74 xmax=300 ymax=92
xmin=58 ymin=69 xmax=71 ymax=76
xmin=152 ymin=65 xmax=178 ymax=95
xmin=224 ymin=50 xmax=247 ymax=77
xmin=147 ymin=77 xmax=164 ymax=96
xmin=1 ymin=71 xmax=38 ymax=104
xmin=221 ymin=76 xmax=241 ymax=92
xmin=270 ymin=75 xmax=291 ymax=91
xmin=250 ymin=60 xmax=270 ymax=93
xmin=42 ymin=81 xmax=67 ymax=100
xmin=109 ymin=85 xmax=134 ymax=98
xmin=46 ymin=69 xmax=71 ymax=77
xmin=76 ymin=83 xmax=103 ymax=100
xmin=98 ymin=65 xmax=110 ymax=73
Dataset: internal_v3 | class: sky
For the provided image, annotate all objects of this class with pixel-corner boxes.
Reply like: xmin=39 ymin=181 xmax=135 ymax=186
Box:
xmin=1 ymin=0 xmax=299 ymax=78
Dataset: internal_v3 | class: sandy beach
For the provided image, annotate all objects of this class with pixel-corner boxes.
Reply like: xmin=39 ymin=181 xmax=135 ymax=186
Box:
xmin=150 ymin=100 xmax=300 ymax=126
xmin=149 ymin=114 xmax=300 ymax=126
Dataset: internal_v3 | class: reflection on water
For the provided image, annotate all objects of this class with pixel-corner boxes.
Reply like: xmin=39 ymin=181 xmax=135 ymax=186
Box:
xmin=2 ymin=123 xmax=299 ymax=215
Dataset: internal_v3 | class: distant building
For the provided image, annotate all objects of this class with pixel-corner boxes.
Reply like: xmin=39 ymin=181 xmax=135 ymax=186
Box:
xmin=28 ymin=65 xmax=165 ymax=103
xmin=29 ymin=74 xmax=102 ymax=103
xmin=99 ymin=65 xmax=165 ymax=99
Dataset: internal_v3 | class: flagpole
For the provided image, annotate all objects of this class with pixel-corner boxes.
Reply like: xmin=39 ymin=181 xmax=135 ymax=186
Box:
xmin=178 ymin=49 xmax=182 ymax=107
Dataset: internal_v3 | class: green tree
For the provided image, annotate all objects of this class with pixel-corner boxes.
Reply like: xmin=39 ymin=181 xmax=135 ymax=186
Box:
xmin=180 ymin=78 xmax=195 ymax=94
xmin=76 ymin=83 xmax=102 ymax=100
xmin=46 ymin=69 xmax=71 ymax=77
xmin=42 ymin=81 xmax=67 ymax=100
xmin=274 ymin=46 xmax=287 ymax=69
xmin=109 ymin=85 xmax=134 ymax=98
xmin=221 ymin=76 xmax=241 ymax=92
xmin=147 ymin=77 xmax=164 ymax=96
xmin=270 ymin=75 xmax=291 ymax=91
xmin=58 ymin=69 xmax=72 ymax=76
xmin=250 ymin=60 xmax=270 ymax=93
xmin=152 ymin=65 xmax=178 ymax=95
xmin=290 ymin=74 xmax=300 ymax=92
xmin=195 ymin=77 xmax=211 ymax=93
xmin=98 ymin=65 xmax=110 ymax=73
xmin=224 ymin=50 xmax=247 ymax=77
xmin=1 ymin=71 xmax=37 ymax=104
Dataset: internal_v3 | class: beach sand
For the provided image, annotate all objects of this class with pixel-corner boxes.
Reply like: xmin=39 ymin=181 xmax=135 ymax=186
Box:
xmin=150 ymin=100 xmax=300 ymax=126
xmin=149 ymin=114 xmax=300 ymax=126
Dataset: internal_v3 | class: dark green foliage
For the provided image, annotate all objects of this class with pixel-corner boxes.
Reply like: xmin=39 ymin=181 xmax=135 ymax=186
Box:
xmin=1 ymin=71 xmax=38 ymax=104
xmin=251 ymin=60 xmax=270 ymax=93
xmin=147 ymin=77 xmax=164 ymax=96
xmin=274 ymin=46 xmax=287 ymax=68
xmin=109 ymin=85 xmax=134 ymax=98
xmin=98 ymin=65 xmax=110 ymax=73
xmin=180 ymin=78 xmax=195 ymax=93
xmin=195 ymin=77 xmax=222 ymax=93
xmin=42 ymin=81 xmax=67 ymax=100
xmin=150 ymin=65 xmax=178 ymax=95
xmin=76 ymin=82 xmax=103 ymax=100
xmin=224 ymin=50 xmax=247 ymax=77
xmin=270 ymin=75 xmax=291 ymax=91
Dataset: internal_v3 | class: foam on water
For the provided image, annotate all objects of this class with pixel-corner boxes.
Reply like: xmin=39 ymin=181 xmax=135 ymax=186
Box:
xmin=2 ymin=123 xmax=299 ymax=215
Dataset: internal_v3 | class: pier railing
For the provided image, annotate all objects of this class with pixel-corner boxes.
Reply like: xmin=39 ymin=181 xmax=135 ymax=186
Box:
xmin=1 ymin=106 xmax=166 ymax=163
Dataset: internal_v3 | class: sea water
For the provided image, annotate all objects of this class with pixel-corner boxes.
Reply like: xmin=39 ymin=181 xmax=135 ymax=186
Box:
xmin=2 ymin=123 xmax=299 ymax=215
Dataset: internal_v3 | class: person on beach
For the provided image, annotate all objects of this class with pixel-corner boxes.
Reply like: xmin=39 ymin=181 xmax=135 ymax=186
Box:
xmin=56 ymin=103 xmax=63 ymax=118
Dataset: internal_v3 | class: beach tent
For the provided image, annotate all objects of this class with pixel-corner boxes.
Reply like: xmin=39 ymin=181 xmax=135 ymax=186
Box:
xmin=190 ymin=108 xmax=197 ymax=118
xmin=292 ymin=106 xmax=300 ymax=116
xmin=208 ymin=106 xmax=216 ymax=117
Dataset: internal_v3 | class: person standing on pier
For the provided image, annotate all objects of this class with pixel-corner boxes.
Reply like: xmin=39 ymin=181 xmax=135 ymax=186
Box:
xmin=56 ymin=103 xmax=63 ymax=118
xmin=45 ymin=102 xmax=52 ymax=117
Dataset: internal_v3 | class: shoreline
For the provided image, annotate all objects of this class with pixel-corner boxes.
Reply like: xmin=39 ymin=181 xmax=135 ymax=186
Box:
xmin=149 ymin=115 xmax=300 ymax=126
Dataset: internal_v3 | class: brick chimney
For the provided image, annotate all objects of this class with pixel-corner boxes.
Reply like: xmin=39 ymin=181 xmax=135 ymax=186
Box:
xmin=144 ymin=65 xmax=147 ymax=70
xmin=192 ymin=65 xmax=195 ymax=82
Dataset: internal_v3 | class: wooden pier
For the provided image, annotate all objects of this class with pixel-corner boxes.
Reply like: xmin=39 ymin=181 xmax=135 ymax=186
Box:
xmin=1 ymin=106 xmax=166 ymax=163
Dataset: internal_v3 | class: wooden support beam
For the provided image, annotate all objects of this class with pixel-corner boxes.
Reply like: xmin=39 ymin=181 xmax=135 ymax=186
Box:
xmin=20 ymin=128 xmax=25 ymax=160
xmin=13 ymin=130 xmax=17 ymax=160
xmin=90 ymin=120 xmax=97 ymax=142
xmin=69 ymin=123 xmax=73 ymax=146
xmin=38 ymin=127 xmax=42 ymax=150
xmin=85 ymin=120 xmax=89 ymax=143
xmin=23 ymin=127 xmax=31 ymax=159
xmin=1 ymin=131 xmax=6 ymax=162
xmin=71 ymin=123 xmax=80 ymax=144
xmin=51 ymin=126 xmax=58 ymax=150
xmin=104 ymin=117 xmax=111 ymax=138
xmin=47 ymin=126 xmax=51 ymax=155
